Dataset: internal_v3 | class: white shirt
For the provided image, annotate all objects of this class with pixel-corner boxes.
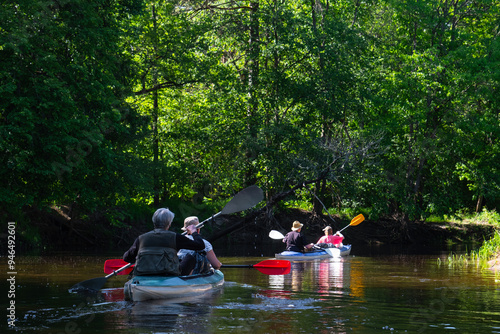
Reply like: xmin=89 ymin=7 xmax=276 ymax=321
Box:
xmin=177 ymin=235 xmax=213 ymax=257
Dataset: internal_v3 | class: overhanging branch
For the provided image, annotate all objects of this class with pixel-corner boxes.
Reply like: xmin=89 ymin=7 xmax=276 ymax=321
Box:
xmin=134 ymin=80 xmax=199 ymax=95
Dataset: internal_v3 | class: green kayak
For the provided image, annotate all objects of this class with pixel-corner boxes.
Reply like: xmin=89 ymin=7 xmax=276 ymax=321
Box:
xmin=124 ymin=270 xmax=224 ymax=302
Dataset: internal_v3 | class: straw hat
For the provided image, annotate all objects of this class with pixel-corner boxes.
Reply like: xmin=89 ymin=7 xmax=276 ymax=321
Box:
xmin=182 ymin=216 xmax=200 ymax=231
xmin=291 ymin=221 xmax=303 ymax=231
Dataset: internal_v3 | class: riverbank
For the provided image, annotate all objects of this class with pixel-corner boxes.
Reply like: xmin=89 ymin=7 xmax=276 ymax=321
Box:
xmin=249 ymin=209 xmax=498 ymax=250
xmin=476 ymin=231 xmax=500 ymax=271
xmin=4 ymin=207 xmax=498 ymax=255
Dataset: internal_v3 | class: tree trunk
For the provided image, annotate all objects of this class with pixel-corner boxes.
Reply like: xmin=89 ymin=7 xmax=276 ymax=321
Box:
xmin=476 ymin=194 xmax=483 ymax=213
xmin=244 ymin=2 xmax=260 ymax=185
xmin=152 ymin=4 xmax=160 ymax=206
xmin=312 ymin=180 xmax=325 ymax=215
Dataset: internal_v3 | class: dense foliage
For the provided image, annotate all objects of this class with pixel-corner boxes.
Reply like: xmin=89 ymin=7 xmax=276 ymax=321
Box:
xmin=1 ymin=0 xmax=499 ymax=240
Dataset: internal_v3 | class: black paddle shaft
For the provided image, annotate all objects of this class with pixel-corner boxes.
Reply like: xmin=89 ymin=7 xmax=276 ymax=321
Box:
xmin=183 ymin=185 xmax=263 ymax=234
xmin=70 ymin=263 xmax=132 ymax=291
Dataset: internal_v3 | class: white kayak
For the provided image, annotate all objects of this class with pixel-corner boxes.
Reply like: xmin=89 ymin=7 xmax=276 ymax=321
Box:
xmin=275 ymin=245 xmax=351 ymax=260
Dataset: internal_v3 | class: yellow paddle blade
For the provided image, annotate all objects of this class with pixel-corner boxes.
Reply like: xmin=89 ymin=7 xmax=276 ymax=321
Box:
xmin=350 ymin=214 xmax=365 ymax=226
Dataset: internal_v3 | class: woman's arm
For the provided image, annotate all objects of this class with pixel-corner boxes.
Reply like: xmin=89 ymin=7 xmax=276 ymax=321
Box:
xmin=206 ymin=250 xmax=222 ymax=269
xmin=176 ymin=232 xmax=205 ymax=251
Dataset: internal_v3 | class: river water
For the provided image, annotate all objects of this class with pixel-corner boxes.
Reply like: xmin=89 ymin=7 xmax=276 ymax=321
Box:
xmin=3 ymin=246 xmax=500 ymax=333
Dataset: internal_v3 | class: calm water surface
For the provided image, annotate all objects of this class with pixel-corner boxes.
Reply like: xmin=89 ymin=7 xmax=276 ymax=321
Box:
xmin=3 ymin=249 xmax=500 ymax=333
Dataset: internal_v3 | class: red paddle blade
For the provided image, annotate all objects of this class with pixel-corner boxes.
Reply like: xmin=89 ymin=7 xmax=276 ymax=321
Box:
xmin=104 ymin=259 xmax=134 ymax=275
xmin=253 ymin=259 xmax=291 ymax=275
xmin=104 ymin=259 xmax=291 ymax=276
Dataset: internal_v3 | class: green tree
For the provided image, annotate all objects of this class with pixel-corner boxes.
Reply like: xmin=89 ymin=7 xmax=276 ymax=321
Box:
xmin=122 ymin=0 xmax=224 ymax=207
xmin=151 ymin=0 xmax=379 ymax=210
xmin=0 ymin=0 xmax=146 ymax=223
xmin=365 ymin=0 xmax=500 ymax=219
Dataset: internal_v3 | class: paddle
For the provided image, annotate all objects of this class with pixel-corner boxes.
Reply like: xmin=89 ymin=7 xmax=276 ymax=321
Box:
xmin=70 ymin=262 xmax=133 ymax=291
xmin=182 ymin=185 xmax=264 ymax=235
xmin=269 ymin=230 xmax=285 ymax=240
xmin=312 ymin=245 xmax=341 ymax=257
xmin=104 ymin=259 xmax=135 ymax=275
xmin=338 ymin=213 xmax=365 ymax=233
xmin=222 ymin=260 xmax=291 ymax=275
xmin=104 ymin=259 xmax=291 ymax=276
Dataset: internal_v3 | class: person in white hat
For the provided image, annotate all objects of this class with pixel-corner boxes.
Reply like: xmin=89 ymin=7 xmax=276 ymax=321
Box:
xmin=177 ymin=216 xmax=222 ymax=275
xmin=283 ymin=221 xmax=314 ymax=252
xmin=316 ymin=226 xmax=344 ymax=248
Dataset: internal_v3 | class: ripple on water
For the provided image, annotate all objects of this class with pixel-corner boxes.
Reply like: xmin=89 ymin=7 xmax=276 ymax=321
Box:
xmin=17 ymin=298 xmax=129 ymax=332
xmin=213 ymin=292 xmax=319 ymax=311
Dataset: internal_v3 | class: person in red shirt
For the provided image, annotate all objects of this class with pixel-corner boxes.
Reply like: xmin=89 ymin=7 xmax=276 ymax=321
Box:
xmin=316 ymin=226 xmax=344 ymax=248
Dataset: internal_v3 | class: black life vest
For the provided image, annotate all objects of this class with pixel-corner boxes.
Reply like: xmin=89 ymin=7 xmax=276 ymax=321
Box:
xmin=134 ymin=229 xmax=180 ymax=276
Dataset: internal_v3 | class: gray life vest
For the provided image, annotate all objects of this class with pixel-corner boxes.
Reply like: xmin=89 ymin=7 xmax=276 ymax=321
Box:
xmin=134 ymin=229 xmax=180 ymax=276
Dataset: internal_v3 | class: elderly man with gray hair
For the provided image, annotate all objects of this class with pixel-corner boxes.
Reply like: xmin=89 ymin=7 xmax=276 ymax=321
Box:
xmin=123 ymin=208 xmax=205 ymax=276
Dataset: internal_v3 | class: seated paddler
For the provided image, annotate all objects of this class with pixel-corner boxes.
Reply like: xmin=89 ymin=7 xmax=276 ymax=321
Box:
xmin=177 ymin=216 xmax=222 ymax=275
xmin=316 ymin=226 xmax=344 ymax=248
xmin=283 ymin=221 xmax=314 ymax=252
xmin=123 ymin=208 xmax=205 ymax=276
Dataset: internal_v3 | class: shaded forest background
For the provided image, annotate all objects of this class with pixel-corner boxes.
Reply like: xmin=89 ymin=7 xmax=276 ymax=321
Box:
xmin=1 ymin=0 xmax=499 ymax=251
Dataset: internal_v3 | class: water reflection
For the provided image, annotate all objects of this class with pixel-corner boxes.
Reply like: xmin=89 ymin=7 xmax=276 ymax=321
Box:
xmin=318 ymin=257 xmax=346 ymax=294
xmin=99 ymin=286 xmax=224 ymax=332
xmin=268 ymin=257 xmax=364 ymax=299
xmin=265 ymin=255 xmax=500 ymax=333
xmin=265 ymin=257 xmax=364 ymax=334
xmin=120 ymin=294 xmax=220 ymax=333
xmin=6 ymin=254 xmax=500 ymax=333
